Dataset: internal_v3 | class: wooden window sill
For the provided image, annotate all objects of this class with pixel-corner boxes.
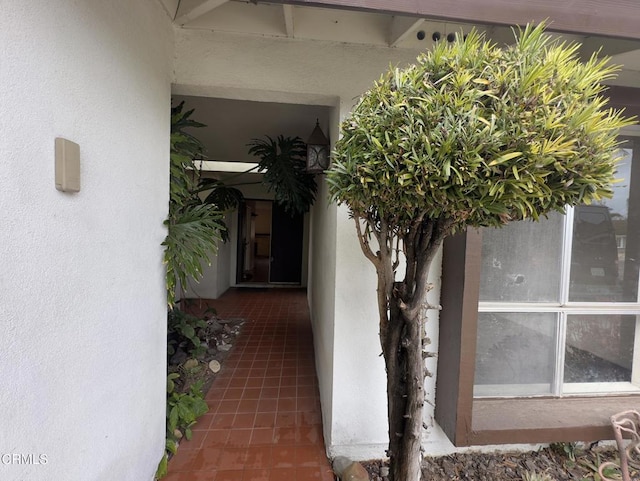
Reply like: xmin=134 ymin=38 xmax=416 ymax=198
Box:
xmin=468 ymin=396 xmax=639 ymax=445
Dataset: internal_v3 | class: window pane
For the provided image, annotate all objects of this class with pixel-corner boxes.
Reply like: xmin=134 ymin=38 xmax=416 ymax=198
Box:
xmin=479 ymin=214 xmax=564 ymax=302
xmin=564 ymin=314 xmax=636 ymax=384
xmin=474 ymin=312 xmax=557 ymax=396
xmin=569 ymin=140 xmax=640 ymax=302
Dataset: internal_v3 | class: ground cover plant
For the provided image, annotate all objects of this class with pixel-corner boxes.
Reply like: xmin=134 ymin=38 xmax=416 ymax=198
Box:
xmin=327 ymin=23 xmax=634 ymax=481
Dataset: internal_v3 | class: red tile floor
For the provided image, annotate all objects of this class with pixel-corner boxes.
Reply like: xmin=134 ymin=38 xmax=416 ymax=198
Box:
xmin=165 ymin=288 xmax=335 ymax=481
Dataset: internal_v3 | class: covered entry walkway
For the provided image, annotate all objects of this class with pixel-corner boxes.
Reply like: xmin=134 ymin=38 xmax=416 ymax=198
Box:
xmin=165 ymin=288 xmax=334 ymax=481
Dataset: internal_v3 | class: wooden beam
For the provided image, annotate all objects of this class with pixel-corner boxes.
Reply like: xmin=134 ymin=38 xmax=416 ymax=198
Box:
xmin=283 ymin=4 xmax=295 ymax=37
xmin=174 ymin=0 xmax=228 ymax=26
xmin=388 ymin=16 xmax=423 ymax=47
xmin=265 ymin=0 xmax=640 ymax=41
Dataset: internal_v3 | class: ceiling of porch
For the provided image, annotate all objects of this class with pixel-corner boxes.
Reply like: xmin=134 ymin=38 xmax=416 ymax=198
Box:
xmin=166 ymin=0 xmax=639 ymax=169
xmin=160 ymin=0 xmax=640 ymax=71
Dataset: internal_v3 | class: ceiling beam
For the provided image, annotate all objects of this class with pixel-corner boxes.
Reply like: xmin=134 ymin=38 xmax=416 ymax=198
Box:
xmin=388 ymin=16 xmax=423 ymax=47
xmin=263 ymin=0 xmax=640 ymax=41
xmin=174 ymin=0 xmax=229 ymax=26
xmin=283 ymin=5 xmax=295 ymax=37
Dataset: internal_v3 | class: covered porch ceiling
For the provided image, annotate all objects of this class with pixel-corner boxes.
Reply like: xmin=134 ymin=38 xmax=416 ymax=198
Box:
xmin=160 ymin=0 xmax=640 ymax=71
xmin=167 ymin=1 xmax=640 ymax=173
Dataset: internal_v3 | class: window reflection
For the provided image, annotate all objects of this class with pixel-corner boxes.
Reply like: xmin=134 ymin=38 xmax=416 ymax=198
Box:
xmin=569 ymin=142 xmax=639 ymax=302
xmin=564 ymin=315 xmax=635 ymax=383
xmin=479 ymin=214 xmax=563 ymax=303
xmin=474 ymin=312 xmax=556 ymax=396
xmin=477 ymin=137 xmax=640 ymax=396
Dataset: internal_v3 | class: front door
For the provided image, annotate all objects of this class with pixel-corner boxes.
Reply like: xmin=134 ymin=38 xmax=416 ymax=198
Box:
xmin=236 ymin=200 xmax=303 ymax=284
xmin=269 ymin=203 xmax=303 ymax=283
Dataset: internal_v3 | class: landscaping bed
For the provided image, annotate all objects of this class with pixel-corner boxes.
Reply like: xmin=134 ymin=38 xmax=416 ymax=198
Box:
xmin=363 ymin=443 xmax=633 ymax=481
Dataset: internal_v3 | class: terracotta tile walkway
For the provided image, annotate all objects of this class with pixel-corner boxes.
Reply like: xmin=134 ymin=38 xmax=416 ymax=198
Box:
xmin=165 ymin=288 xmax=334 ymax=481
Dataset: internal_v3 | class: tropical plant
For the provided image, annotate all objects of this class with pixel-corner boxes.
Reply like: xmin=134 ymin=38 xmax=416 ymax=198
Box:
xmin=164 ymin=102 xmax=226 ymax=308
xmin=191 ymin=135 xmax=317 ymax=219
xmin=157 ymin=102 xmax=225 ymax=479
xmin=248 ymin=135 xmax=317 ymax=214
xmin=327 ymin=23 xmax=634 ymax=481
xmin=167 ymin=308 xmax=208 ymax=358
xmin=155 ymin=373 xmax=208 ymax=479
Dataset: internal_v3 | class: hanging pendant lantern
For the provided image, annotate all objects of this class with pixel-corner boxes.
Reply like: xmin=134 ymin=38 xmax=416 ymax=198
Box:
xmin=306 ymin=120 xmax=330 ymax=173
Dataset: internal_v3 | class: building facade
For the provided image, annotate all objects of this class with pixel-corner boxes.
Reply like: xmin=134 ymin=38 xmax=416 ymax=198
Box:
xmin=2 ymin=1 xmax=639 ymax=479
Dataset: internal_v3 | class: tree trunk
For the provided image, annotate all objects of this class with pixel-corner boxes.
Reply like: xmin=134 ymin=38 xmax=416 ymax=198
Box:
xmin=357 ymin=216 xmax=449 ymax=481
xmin=384 ymin=298 xmax=425 ymax=481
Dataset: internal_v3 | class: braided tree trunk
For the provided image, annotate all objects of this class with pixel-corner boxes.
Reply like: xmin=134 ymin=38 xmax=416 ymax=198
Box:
xmin=354 ymin=215 xmax=452 ymax=481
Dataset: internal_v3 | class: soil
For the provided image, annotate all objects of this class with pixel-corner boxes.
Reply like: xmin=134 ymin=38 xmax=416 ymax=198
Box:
xmin=363 ymin=443 xmax=636 ymax=481
xmin=167 ymin=307 xmax=245 ymax=403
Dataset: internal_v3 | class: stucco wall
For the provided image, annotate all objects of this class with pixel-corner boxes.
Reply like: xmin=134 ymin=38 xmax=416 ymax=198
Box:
xmin=307 ymin=104 xmax=340 ymax=447
xmin=183 ymin=212 xmax=233 ymax=300
xmin=0 ymin=2 xmax=172 ymax=480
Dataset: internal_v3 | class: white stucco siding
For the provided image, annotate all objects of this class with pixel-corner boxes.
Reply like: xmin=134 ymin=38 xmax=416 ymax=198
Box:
xmin=330 ymin=204 xmax=389 ymax=459
xmin=0 ymin=2 xmax=172 ymax=480
xmin=308 ymin=175 xmax=339 ymax=448
xmin=183 ymin=212 xmax=232 ymax=300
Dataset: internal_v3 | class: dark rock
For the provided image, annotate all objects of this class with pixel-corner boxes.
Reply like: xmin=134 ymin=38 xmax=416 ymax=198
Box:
xmin=170 ymin=348 xmax=188 ymax=365
xmin=209 ymin=320 xmax=223 ymax=333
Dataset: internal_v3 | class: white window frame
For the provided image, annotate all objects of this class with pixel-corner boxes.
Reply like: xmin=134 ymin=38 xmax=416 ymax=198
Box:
xmin=476 ymin=128 xmax=640 ymax=398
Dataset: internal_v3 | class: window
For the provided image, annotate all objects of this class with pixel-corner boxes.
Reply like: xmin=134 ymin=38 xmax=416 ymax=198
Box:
xmin=435 ymin=93 xmax=640 ymax=447
xmin=475 ymin=136 xmax=640 ymax=397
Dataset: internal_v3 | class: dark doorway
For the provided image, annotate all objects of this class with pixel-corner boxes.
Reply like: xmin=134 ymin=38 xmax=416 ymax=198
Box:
xmin=236 ymin=200 xmax=303 ymax=285
xmin=270 ymin=203 xmax=304 ymax=283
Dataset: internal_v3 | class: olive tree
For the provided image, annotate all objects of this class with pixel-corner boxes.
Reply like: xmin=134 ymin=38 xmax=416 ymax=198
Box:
xmin=327 ymin=24 xmax=634 ymax=481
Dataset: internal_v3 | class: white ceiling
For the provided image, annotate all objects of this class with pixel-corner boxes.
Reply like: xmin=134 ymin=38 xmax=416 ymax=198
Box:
xmin=167 ymin=0 xmax=640 ymax=167
xmin=173 ymin=95 xmax=331 ymax=163
xmin=160 ymin=0 xmax=640 ymax=71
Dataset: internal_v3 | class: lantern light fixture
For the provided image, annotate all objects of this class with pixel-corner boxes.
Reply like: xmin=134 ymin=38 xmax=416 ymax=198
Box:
xmin=306 ymin=119 xmax=330 ymax=174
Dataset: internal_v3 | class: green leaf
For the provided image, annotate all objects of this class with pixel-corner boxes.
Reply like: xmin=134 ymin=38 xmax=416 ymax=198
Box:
xmin=169 ymin=406 xmax=178 ymax=430
xmin=248 ymin=135 xmax=317 ymax=215
xmin=155 ymin=453 xmax=168 ymax=479
xmin=165 ymin=103 xmax=226 ymax=308
xmin=182 ymin=325 xmax=195 ymax=339
xmin=166 ymin=439 xmax=177 ymax=455
xmin=488 ymin=152 xmax=523 ymax=166
xmin=327 ymin=21 xmax=633 ymax=237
